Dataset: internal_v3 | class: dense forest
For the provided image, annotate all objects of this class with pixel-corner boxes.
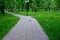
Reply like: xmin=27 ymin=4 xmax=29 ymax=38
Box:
xmin=0 ymin=0 xmax=60 ymax=15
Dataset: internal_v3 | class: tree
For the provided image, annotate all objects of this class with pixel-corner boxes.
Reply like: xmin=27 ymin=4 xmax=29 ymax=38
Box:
xmin=4 ymin=0 xmax=59 ymax=12
xmin=55 ymin=0 xmax=60 ymax=10
xmin=0 ymin=0 xmax=5 ymax=15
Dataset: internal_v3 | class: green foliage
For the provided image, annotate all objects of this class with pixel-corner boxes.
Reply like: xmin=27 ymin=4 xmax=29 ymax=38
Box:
xmin=4 ymin=0 xmax=60 ymax=11
xmin=55 ymin=0 xmax=60 ymax=9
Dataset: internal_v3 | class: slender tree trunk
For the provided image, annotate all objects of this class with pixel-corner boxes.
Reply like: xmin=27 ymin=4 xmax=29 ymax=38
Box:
xmin=22 ymin=4 xmax=24 ymax=11
xmin=14 ymin=0 xmax=16 ymax=13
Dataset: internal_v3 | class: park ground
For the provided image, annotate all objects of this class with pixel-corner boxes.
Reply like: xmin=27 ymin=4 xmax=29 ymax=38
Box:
xmin=0 ymin=11 xmax=60 ymax=40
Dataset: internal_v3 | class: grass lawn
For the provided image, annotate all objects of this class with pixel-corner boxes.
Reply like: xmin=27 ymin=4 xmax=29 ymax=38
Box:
xmin=0 ymin=13 xmax=19 ymax=40
xmin=17 ymin=11 xmax=60 ymax=40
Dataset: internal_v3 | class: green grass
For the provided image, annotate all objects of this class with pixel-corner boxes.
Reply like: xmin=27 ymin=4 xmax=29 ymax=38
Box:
xmin=17 ymin=11 xmax=60 ymax=40
xmin=0 ymin=13 xmax=19 ymax=40
xmin=15 ymin=11 xmax=27 ymax=16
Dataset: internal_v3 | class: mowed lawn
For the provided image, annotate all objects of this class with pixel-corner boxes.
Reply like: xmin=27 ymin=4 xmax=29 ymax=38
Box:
xmin=0 ymin=13 xmax=19 ymax=40
xmin=17 ymin=11 xmax=60 ymax=40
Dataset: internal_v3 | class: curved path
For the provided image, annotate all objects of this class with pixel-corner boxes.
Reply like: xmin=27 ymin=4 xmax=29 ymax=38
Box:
xmin=3 ymin=11 xmax=49 ymax=40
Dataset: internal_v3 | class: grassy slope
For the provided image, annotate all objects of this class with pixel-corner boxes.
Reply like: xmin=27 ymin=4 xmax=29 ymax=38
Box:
xmin=0 ymin=13 xmax=19 ymax=40
xmin=17 ymin=11 xmax=60 ymax=40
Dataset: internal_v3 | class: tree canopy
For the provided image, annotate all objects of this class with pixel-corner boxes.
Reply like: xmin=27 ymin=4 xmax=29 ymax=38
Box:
xmin=0 ymin=0 xmax=60 ymax=14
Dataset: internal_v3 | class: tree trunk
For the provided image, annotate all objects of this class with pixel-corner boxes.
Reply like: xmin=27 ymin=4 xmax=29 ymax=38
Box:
xmin=0 ymin=0 xmax=5 ymax=15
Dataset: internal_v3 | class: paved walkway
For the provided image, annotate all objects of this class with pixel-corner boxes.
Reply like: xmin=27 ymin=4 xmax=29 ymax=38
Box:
xmin=3 ymin=11 xmax=49 ymax=40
